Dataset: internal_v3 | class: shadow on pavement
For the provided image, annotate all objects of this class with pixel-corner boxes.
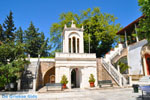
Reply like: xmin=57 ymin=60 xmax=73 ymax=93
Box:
xmin=136 ymin=92 xmax=150 ymax=100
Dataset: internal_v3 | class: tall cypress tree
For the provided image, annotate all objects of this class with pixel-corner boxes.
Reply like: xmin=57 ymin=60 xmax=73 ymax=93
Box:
xmin=39 ymin=33 xmax=51 ymax=57
xmin=0 ymin=24 xmax=4 ymax=44
xmin=25 ymin=22 xmax=51 ymax=57
xmin=15 ymin=27 xmax=24 ymax=43
xmin=3 ymin=11 xmax=16 ymax=42
xmin=24 ymin=22 xmax=41 ymax=57
xmin=0 ymin=12 xmax=28 ymax=89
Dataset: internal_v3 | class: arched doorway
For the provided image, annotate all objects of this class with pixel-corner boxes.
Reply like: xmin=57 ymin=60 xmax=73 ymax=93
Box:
xmin=43 ymin=67 xmax=55 ymax=85
xmin=115 ymin=56 xmax=129 ymax=74
xmin=141 ymin=45 xmax=150 ymax=76
xmin=145 ymin=54 xmax=150 ymax=75
xmin=71 ymin=68 xmax=80 ymax=88
xmin=71 ymin=69 xmax=76 ymax=88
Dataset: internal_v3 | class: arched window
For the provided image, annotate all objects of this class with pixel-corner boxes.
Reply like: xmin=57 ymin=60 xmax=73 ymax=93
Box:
xmin=69 ymin=38 xmax=71 ymax=53
xmin=50 ymin=75 xmax=55 ymax=83
xmin=77 ymin=38 xmax=79 ymax=53
xmin=73 ymin=37 xmax=76 ymax=53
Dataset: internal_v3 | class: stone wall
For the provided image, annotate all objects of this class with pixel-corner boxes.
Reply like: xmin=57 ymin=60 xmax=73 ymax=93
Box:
xmin=97 ymin=58 xmax=118 ymax=86
xmin=44 ymin=67 xmax=55 ymax=85
xmin=37 ymin=61 xmax=55 ymax=89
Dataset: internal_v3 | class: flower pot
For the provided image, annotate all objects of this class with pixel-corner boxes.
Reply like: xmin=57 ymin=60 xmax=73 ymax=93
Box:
xmin=111 ymin=49 xmax=114 ymax=51
xmin=90 ymin=82 xmax=95 ymax=87
xmin=62 ymin=84 xmax=66 ymax=89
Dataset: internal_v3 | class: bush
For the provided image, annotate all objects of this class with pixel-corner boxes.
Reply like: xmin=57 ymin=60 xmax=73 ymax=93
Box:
xmin=89 ymin=74 xmax=95 ymax=83
xmin=60 ymin=75 xmax=68 ymax=84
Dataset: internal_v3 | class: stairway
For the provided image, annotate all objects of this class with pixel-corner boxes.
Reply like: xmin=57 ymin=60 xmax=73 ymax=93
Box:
xmin=21 ymin=60 xmax=38 ymax=91
xmin=101 ymin=44 xmax=128 ymax=86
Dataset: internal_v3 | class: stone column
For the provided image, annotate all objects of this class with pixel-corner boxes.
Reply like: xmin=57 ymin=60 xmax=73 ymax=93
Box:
xmin=33 ymin=79 xmax=36 ymax=91
xmin=143 ymin=57 xmax=148 ymax=76
xmin=68 ymin=67 xmax=71 ymax=89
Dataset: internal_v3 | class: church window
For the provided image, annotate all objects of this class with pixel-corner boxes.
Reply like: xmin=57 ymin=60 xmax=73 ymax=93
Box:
xmin=69 ymin=38 xmax=71 ymax=53
xmin=77 ymin=38 xmax=79 ymax=53
xmin=73 ymin=37 xmax=76 ymax=53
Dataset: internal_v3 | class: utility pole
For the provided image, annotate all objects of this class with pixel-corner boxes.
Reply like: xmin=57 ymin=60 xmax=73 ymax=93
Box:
xmin=89 ymin=23 xmax=90 ymax=53
xmin=89 ymin=32 xmax=90 ymax=53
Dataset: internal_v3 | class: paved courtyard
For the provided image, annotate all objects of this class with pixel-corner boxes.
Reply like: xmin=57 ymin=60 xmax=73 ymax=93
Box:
xmin=0 ymin=88 xmax=149 ymax=100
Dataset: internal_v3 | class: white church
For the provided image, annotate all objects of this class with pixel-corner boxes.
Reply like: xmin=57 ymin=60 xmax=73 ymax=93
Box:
xmin=55 ymin=21 xmax=97 ymax=88
xmin=19 ymin=17 xmax=150 ymax=91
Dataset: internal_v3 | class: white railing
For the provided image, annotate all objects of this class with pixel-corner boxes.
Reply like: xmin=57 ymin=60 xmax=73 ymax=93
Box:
xmin=105 ymin=44 xmax=124 ymax=61
xmin=101 ymin=58 xmax=127 ymax=86
xmin=102 ymin=43 xmax=127 ymax=86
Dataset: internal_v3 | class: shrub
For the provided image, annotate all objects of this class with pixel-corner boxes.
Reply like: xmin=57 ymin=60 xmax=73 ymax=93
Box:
xmin=89 ymin=74 xmax=95 ymax=83
xmin=60 ymin=75 xmax=68 ymax=84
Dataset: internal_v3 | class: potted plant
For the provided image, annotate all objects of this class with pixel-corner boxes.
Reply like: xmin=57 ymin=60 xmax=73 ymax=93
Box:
xmin=89 ymin=74 xmax=95 ymax=87
xmin=60 ymin=75 xmax=68 ymax=89
xmin=111 ymin=48 xmax=114 ymax=51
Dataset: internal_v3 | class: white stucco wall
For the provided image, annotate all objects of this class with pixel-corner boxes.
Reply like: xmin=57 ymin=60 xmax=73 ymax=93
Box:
xmin=55 ymin=66 xmax=97 ymax=89
xmin=55 ymin=67 xmax=71 ymax=88
xmin=56 ymin=25 xmax=97 ymax=89
xmin=55 ymin=53 xmax=97 ymax=89
xmin=128 ymin=40 xmax=147 ymax=75
xmin=80 ymin=67 xmax=97 ymax=88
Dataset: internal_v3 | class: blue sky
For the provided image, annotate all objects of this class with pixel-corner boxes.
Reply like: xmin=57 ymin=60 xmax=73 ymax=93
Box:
xmin=0 ymin=0 xmax=142 ymax=39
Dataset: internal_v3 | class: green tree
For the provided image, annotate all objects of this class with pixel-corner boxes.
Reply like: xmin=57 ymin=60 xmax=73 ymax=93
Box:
xmin=118 ymin=61 xmax=130 ymax=74
xmin=0 ymin=24 xmax=4 ymax=44
xmin=50 ymin=7 xmax=121 ymax=57
xmin=24 ymin=22 xmax=41 ymax=57
xmin=25 ymin=22 xmax=50 ymax=57
xmin=15 ymin=27 xmax=24 ymax=43
xmin=39 ymin=33 xmax=51 ymax=57
xmin=138 ymin=0 xmax=150 ymax=43
xmin=0 ymin=42 xmax=29 ymax=88
xmin=0 ymin=11 xmax=29 ymax=90
xmin=3 ymin=11 xmax=16 ymax=42
xmin=50 ymin=12 xmax=81 ymax=54
xmin=82 ymin=8 xmax=120 ymax=56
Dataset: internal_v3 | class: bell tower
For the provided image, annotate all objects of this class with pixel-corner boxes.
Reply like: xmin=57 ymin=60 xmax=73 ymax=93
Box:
xmin=62 ymin=20 xmax=84 ymax=53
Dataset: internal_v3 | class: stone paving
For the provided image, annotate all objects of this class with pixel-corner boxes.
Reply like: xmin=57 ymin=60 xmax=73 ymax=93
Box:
xmin=0 ymin=88 xmax=149 ymax=100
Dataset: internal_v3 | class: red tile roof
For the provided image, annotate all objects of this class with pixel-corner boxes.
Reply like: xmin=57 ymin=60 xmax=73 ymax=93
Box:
xmin=116 ymin=15 xmax=144 ymax=35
